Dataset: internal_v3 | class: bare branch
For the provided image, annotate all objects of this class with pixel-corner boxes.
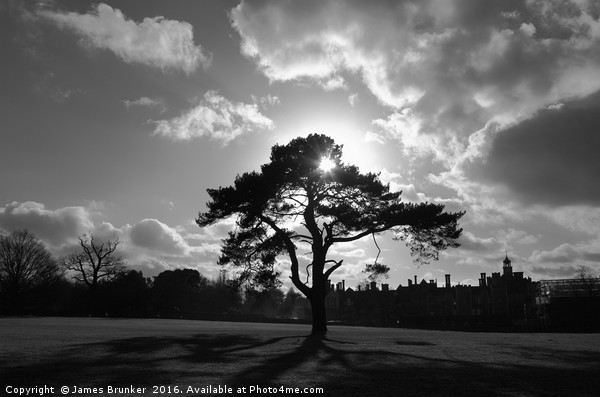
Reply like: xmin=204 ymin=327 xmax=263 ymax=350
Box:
xmin=63 ymin=234 xmax=126 ymax=290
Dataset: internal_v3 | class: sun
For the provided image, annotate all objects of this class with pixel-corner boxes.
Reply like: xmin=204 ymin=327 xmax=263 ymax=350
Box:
xmin=319 ymin=157 xmax=336 ymax=172
xmin=278 ymin=115 xmax=381 ymax=173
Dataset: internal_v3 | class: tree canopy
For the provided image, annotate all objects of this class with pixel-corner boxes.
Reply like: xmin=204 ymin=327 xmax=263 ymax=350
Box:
xmin=0 ymin=229 xmax=60 ymax=312
xmin=197 ymin=134 xmax=464 ymax=334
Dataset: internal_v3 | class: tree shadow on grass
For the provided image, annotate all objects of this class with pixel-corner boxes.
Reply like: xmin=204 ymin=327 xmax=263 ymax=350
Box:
xmin=221 ymin=335 xmax=600 ymax=397
xmin=1 ymin=333 xmax=309 ymax=388
xmin=228 ymin=335 xmax=359 ymax=388
xmin=2 ymin=332 xmax=600 ymax=397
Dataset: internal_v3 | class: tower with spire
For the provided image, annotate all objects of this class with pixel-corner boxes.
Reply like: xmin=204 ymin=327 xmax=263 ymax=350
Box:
xmin=502 ymin=252 xmax=513 ymax=278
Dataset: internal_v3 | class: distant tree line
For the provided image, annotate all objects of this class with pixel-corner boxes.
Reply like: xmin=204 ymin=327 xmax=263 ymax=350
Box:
xmin=0 ymin=229 xmax=301 ymax=319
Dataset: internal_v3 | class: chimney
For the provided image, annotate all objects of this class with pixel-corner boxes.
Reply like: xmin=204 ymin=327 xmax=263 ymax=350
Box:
xmin=408 ymin=279 xmax=413 ymax=287
xmin=480 ymin=273 xmax=486 ymax=287
xmin=370 ymin=281 xmax=377 ymax=291
xmin=414 ymin=275 xmax=418 ymax=285
xmin=445 ymin=274 xmax=451 ymax=288
xmin=342 ymin=280 xmax=345 ymax=291
xmin=382 ymin=284 xmax=389 ymax=292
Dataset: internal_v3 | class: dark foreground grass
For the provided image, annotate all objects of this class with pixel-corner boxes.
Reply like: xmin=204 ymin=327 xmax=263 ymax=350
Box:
xmin=1 ymin=317 xmax=600 ymax=397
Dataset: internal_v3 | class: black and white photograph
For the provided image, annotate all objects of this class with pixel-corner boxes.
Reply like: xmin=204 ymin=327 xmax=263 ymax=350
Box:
xmin=1 ymin=1 xmax=600 ymax=396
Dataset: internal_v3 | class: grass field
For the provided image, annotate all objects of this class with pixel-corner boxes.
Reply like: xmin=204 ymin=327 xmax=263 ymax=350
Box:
xmin=1 ymin=317 xmax=600 ymax=397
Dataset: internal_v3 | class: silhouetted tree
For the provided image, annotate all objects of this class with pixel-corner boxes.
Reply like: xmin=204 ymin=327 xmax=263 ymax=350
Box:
xmin=62 ymin=234 xmax=126 ymax=313
xmin=363 ymin=262 xmax=390 ymax=282
xmin=151 ymin=268 xmax=208 ymax=313
xmin=46 ymin=278 xmax=89 ymax=316
xmin=576 ymin=265 xmax=600 ymax=297
xmin=203 ymin=271 xmax=242 ymax=313
xmin=197 ymin=134 xmax=464 ymax=335
xmin=243 ymin=286 xmax=284 ymax=317
xmin=0 ymin=230 xmax=60 ymax=313
xmin=279 ymin=288 xmax=302 ymax=318
xmin=63 ymin=234 xmax=126 ymax=289
xmin=104 ymin=270 xmax=150 ymax=316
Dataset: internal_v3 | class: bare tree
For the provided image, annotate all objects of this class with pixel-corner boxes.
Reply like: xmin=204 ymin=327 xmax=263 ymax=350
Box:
xmin=63 ymin=234 xmax=126 ymax=291
xmin=0 ymin=229 xmax=60 ymax=312
xmin=576 ymin=265 xmax=600 ymax=297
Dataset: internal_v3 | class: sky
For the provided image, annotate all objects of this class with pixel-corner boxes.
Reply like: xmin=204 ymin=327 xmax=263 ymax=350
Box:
xmin=1 ymin=0 xmax=600 ymax=290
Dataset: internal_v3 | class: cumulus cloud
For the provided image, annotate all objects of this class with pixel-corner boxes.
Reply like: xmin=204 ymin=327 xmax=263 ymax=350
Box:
xmin=184 ymin=217 xmax=237 ymax=242
xmin=0 ymin=201 xmax=94 ymax=247
xmin=92 ymin=221 xmax=122 ymax=243
xmin=129 ymin=218 xmax=189 ymax=256
xmin=456 ymin=231 xmax=500 ymax=253
xmin=380 ymin=175 xmax=430 ymax=204
xmin=529 ymin=265 xmax=583 ymax=279
xmin=38 ymin=3 xmax=211 ymax=74
xmin=546 ymin=206 xmax=600 ymax=236
xmin=529 ymin=242 xmax=600 ymax=265
xmin=428 ymin=90 xmax=600 ymax=231
xmin=0 ymin=201 xmax=223 ymax=277
xmin=527 ymin=241 xmax=600 ymax=279
xmin=121 ymin=218 xmax=224 ymax=277
xmin=152 ymin=90 xmax=275 ymax=143
xmin=372 ymin=109 xmax=444 ymax=158
xmin=231 ymin=0 xmax=416 ymax=104
xmin=230 ymin=0 xmax=600 ymax=165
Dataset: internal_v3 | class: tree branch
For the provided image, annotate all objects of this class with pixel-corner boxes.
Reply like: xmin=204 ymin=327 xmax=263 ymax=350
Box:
xmin=324 ymin=259 xmax=343 ymax=280
xmin=329 ymin=225 xmax=391 ymax=245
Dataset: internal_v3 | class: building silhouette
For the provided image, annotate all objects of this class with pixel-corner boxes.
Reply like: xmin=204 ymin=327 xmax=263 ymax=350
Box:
xmin=536 ymin=277 xmax=600 ymax=331
xmin=300 ymin=255 xmax=539 ymax=330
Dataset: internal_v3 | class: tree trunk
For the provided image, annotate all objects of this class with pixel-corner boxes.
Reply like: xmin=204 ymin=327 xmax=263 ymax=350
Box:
xmin=310 ymin=294 xmax=328 ymax=336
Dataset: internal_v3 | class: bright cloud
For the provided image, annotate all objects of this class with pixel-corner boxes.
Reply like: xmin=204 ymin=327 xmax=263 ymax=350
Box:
xmin=377 ymin=169 xmax=430 ymax=203
xmin=530 ymin=242 xmax=600 ymax=265
xmin=152 ymin=90 xmax=275 ymax=143
xmin=547 ymin=206 xmax=600 ymax=236
xmin=456 ymin=231 xmax=501 ymax=253
xmin=38 ymin=3 xmax=211 ymax=74
xmin=6 ymin=0 xmax=600 ymax=287
xmin=0 ymin=201 xmax=222 ymax=278
xmin=230 ymin=0 xmax=600 ymax=165
xmin=129 ymin=218 xmax=189 ymax=256
xmin=123 ymin=219 xmax=222 ymax=276
xmin=0 ymin=201 xmax=94 ymax=248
